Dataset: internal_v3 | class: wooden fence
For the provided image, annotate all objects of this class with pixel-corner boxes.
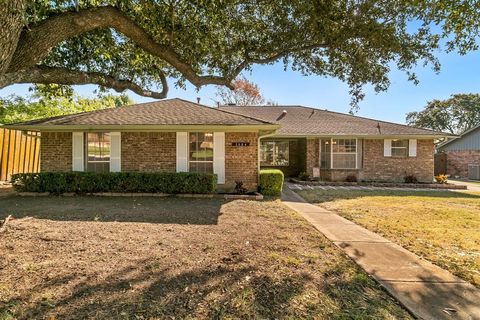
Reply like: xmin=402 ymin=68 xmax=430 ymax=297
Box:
xmin=0 ymin=128 xmax=40 ymax=181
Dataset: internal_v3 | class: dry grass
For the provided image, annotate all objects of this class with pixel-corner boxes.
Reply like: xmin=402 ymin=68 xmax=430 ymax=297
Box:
xmin=0 ymin=196 xmax=410 ymax=319
xmin=297 ymin=189 xmax=480 ymax=287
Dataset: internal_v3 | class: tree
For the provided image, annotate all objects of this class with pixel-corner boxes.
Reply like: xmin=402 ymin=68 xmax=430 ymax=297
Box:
xmin=0 ymin=84 xmax=132 ymax=124
xmin=216 ymin=78 xmax=265 ymax=106
xmin=1 ymin=1 xmax=480 ymax=106
xmin=406 ymin=94 xmax=480 ymax=134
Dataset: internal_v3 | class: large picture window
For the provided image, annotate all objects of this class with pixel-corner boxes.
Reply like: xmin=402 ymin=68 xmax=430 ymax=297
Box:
xmin=260 ymin=141 xmax=289 ymax=166
xmin=391 ymin=139 xmax=409 ymax=157
xmin=320 ymin=138 xmax=357 ymax=169
xmin=189 ymin=132 xmax=214 ymax=173
xmin=85 ymin=132 xmax=110 ymax=172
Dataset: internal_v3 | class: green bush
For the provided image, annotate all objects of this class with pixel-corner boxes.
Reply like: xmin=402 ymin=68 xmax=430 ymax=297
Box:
xmin=259 ymin=169 xmax=284 ymax=196
xmin=11 ymin=171 xmax=217 ymax=194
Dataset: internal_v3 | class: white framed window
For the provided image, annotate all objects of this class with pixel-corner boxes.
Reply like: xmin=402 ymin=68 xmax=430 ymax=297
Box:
xmin=85 ymin=132 xmax=110 ymax=172
xmin=391 ymin=139 xmax=409 ymax=157
xmin=260 ymin=141 xmax=289 ymax=166
xmin=320 ymin=138 xmax=357 ymax=169
xmin=188 ymin=132 xmax=214 ymax=173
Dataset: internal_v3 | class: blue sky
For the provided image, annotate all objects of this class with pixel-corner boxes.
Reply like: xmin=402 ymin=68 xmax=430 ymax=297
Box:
xmin=1 ymin=48 xmax=479 ymax=124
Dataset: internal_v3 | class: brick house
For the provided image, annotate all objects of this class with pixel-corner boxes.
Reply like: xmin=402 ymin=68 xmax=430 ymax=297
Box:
xmin=436 ymin=124 xmax=480 ymax=179
xmin=5 ymin=98 xmax=450 ymax=191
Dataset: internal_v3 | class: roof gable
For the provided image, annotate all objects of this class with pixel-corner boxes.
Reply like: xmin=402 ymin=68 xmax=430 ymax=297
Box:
xmin=219 ymin=105 xmax=451 ymax=137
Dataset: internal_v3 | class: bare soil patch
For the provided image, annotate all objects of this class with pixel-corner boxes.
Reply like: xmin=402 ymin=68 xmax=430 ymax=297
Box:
xmin=0 ymin=196 xmax=410 ymax=319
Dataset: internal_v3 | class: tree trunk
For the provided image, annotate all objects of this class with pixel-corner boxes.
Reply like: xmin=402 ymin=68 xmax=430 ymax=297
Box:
xmin=0 ymin=0 xmax=26 ymax=75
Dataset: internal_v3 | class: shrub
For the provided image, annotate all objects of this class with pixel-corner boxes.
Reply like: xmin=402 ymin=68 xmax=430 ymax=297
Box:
xmin=404 ymin=174 xmax=418 ymax=184
xmin=11 ymin=171 xmax=217 ymax=194
xmin=298 ymin=171 xmax=310 ymax=181
xmin=435 ymin=174 xmax=448 ymax=184
xmin=345 ymin=174 xmax=358 ymax=182
xmin=259 ymin=169 xmax=284 ymax=196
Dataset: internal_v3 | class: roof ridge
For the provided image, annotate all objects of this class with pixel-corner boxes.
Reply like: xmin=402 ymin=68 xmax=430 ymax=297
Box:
xmin=176 ymin=98 xmax=276 ymax=124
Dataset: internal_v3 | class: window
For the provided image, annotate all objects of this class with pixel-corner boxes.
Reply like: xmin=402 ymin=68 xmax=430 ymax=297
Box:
xmin=321 ymin=138 xmax=357 ymax=169
xmin=189 ymin=132 xmax=213 ymax=173
xmin=85 ymin=132 xmax=110 ymax=172
xmin=260 ymin=141 xmax=289 ymax=166
xmin=391 ymin=139 xmax=409 ymax=157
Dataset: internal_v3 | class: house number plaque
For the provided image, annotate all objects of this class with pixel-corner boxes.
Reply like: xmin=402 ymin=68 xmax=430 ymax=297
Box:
xmin=232 ymin=142 xmax=250 ymax=147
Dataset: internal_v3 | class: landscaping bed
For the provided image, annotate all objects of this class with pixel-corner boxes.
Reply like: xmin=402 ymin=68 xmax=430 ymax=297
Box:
xmin=295 ymin=188 xmax=480 ymax=287
xmin=290 ymin=178 xmax=467 ymax=189
xmin=0 ymin=197 xmax=410 ymax=319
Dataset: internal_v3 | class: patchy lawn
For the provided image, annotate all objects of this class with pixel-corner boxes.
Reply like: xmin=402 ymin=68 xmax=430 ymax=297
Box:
xmin=296 ymin=189 xmax=480 ymax=287
xmin=0 ymin=196 xmax=410 ymax=320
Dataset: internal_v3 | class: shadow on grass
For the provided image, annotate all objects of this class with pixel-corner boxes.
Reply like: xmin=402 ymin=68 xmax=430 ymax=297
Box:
xmin=0 ymin=196 xmax=227 ymax=225
xmin=295 ymin=189 xmax=480 ymax=203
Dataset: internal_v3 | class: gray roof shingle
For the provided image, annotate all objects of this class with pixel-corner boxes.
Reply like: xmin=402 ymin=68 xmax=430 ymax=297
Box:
xmin=219 ymin=105 xmax=450 ymax=136
xmin=12 ymin=98 xmax=274 ymax=127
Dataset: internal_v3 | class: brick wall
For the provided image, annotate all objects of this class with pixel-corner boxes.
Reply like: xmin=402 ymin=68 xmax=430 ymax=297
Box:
xmin=225 ymin=132 xmax=258 ymax=191
xmin=40 ymin=132 xmax=72 ymax=172
xmin=445 ymin=150 xmax=480 ymax=178
xmin=305 ymin=138 xmax=319 ymax=177
xmin=121 ymin=132 xmax=176 ymax=172
xmin=362 ymin=139 xmax=434 ymax=182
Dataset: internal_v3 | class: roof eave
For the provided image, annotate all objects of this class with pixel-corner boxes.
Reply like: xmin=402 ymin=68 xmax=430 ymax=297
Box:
xmin=268 ymin=133 xmax=456 ymax=139
xmin=1 ymin=123 xmax=280 ymax=132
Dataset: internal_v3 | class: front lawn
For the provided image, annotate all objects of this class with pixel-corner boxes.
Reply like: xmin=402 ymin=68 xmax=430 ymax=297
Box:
xmin=296 ymin=189 xmax=480 ymax=287
xmin=0 ymin=197 xmax=410 ymax=319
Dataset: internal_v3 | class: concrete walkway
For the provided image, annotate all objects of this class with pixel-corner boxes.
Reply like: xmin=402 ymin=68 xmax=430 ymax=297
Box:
xmin=449 ymin=180 xmax=480 ymax=192
xmin=281 ymin=187 xmax=480 ymax=320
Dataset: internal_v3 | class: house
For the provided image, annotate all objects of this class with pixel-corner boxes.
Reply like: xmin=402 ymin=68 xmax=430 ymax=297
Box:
xmin=436 ymin=124 xmax=480 ymax=179
xmin=4 ymin=98 xmax=450 ymax=191
xmin=219 ymin=105 xmax=451 ymax=182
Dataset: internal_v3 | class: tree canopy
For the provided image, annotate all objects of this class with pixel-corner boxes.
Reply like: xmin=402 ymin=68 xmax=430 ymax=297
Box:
xmin=406 ymin=94 xmax=480 ymax=134
xmin=0 ymin=84 xmax=132 ymax=124
xmin=1 ymin=1 xmax=480 ymax=107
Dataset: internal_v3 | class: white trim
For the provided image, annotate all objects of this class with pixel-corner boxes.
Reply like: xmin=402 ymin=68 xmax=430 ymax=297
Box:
xmin=384 ymin=139 xmax=392 ymax=157
xmin=409 ymin=139 xmax=417 ymax=157
xmin=110 ymin=132 xmax=121 ymax=172
xmin=213 ymin=132 xmax=225 ymax=184
xmin=72 ymin=132 xmax=84 ymax=171
xmin=176 ymin=132 xmax=188 ymax=172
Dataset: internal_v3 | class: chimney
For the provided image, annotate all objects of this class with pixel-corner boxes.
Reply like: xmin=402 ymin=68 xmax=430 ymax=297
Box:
xmin=196 ymin=97 xmax=201 ymax=104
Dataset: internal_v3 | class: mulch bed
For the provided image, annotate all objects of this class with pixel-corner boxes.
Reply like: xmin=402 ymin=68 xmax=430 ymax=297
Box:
xmin=290 ymin=178 xmax=467 ymax=189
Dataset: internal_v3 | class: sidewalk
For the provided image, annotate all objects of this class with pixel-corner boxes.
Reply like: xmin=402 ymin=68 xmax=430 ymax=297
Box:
xmin=282 ymin=187 xmax=480 ymax=320
xmin=449 ymin=180 xmax=480 ymax=192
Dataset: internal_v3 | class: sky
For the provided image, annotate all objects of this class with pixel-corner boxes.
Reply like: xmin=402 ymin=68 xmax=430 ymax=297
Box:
xmin=1 ymin=48 xmax=479 ymax=124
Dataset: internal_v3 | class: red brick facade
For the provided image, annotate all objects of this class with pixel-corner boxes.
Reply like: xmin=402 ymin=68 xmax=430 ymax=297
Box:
xmin=445 ymin=150 xmax=480 ymax=178
xmin=362 ymin=139 xmax=434 ymax=182
xmin=121 ymin=132 xmax=176 ymax=172
xmin=40 ymin=132 xmax=72 ymax=172
xmin=225 ymin=132 xmax=258 ymax=191
xmin=300 ymin=138 xmax=435 ymax=182
xmin=40 ymin=131 xmax=259 ymax=190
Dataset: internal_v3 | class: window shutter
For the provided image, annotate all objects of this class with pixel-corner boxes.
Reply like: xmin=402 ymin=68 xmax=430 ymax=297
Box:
xmin=72 ymin=132 xmax=84 ymax=171
xmin=409 ymin=139 xmax=417 ymax=157
xmin=384 ymin=139 xmax=392 ymax=157
xmin=110 ymin=132 xmax=121 ymax=172
xmin=176 ymin=132 xmax=188 ymax=172
xmin=213 ymin=132 xmax=225 ymax=184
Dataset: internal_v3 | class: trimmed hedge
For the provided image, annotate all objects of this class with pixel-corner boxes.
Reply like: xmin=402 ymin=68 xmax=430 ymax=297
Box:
xmin=259 ymin=169 xmax=284 ymax=196
xmin=11 ymin=172 xmax=217 ymax=194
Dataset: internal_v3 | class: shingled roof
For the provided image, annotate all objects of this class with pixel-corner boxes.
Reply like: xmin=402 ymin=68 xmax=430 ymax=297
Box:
xmin=5 ymin=98 xmax=276 ymax=130
xmin=219 ymin=105 xmax=451 ymax=137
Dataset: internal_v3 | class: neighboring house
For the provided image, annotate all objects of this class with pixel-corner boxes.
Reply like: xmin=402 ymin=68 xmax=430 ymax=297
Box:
xmin=4 ymin=98 xmax=450 ymax=191
xmin=437 ymin=124 xmax=480 ymax=178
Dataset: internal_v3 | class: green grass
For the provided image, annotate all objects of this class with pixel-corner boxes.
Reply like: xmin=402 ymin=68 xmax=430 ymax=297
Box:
xmin=297 ymin=189 xmax=480 ymax=287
